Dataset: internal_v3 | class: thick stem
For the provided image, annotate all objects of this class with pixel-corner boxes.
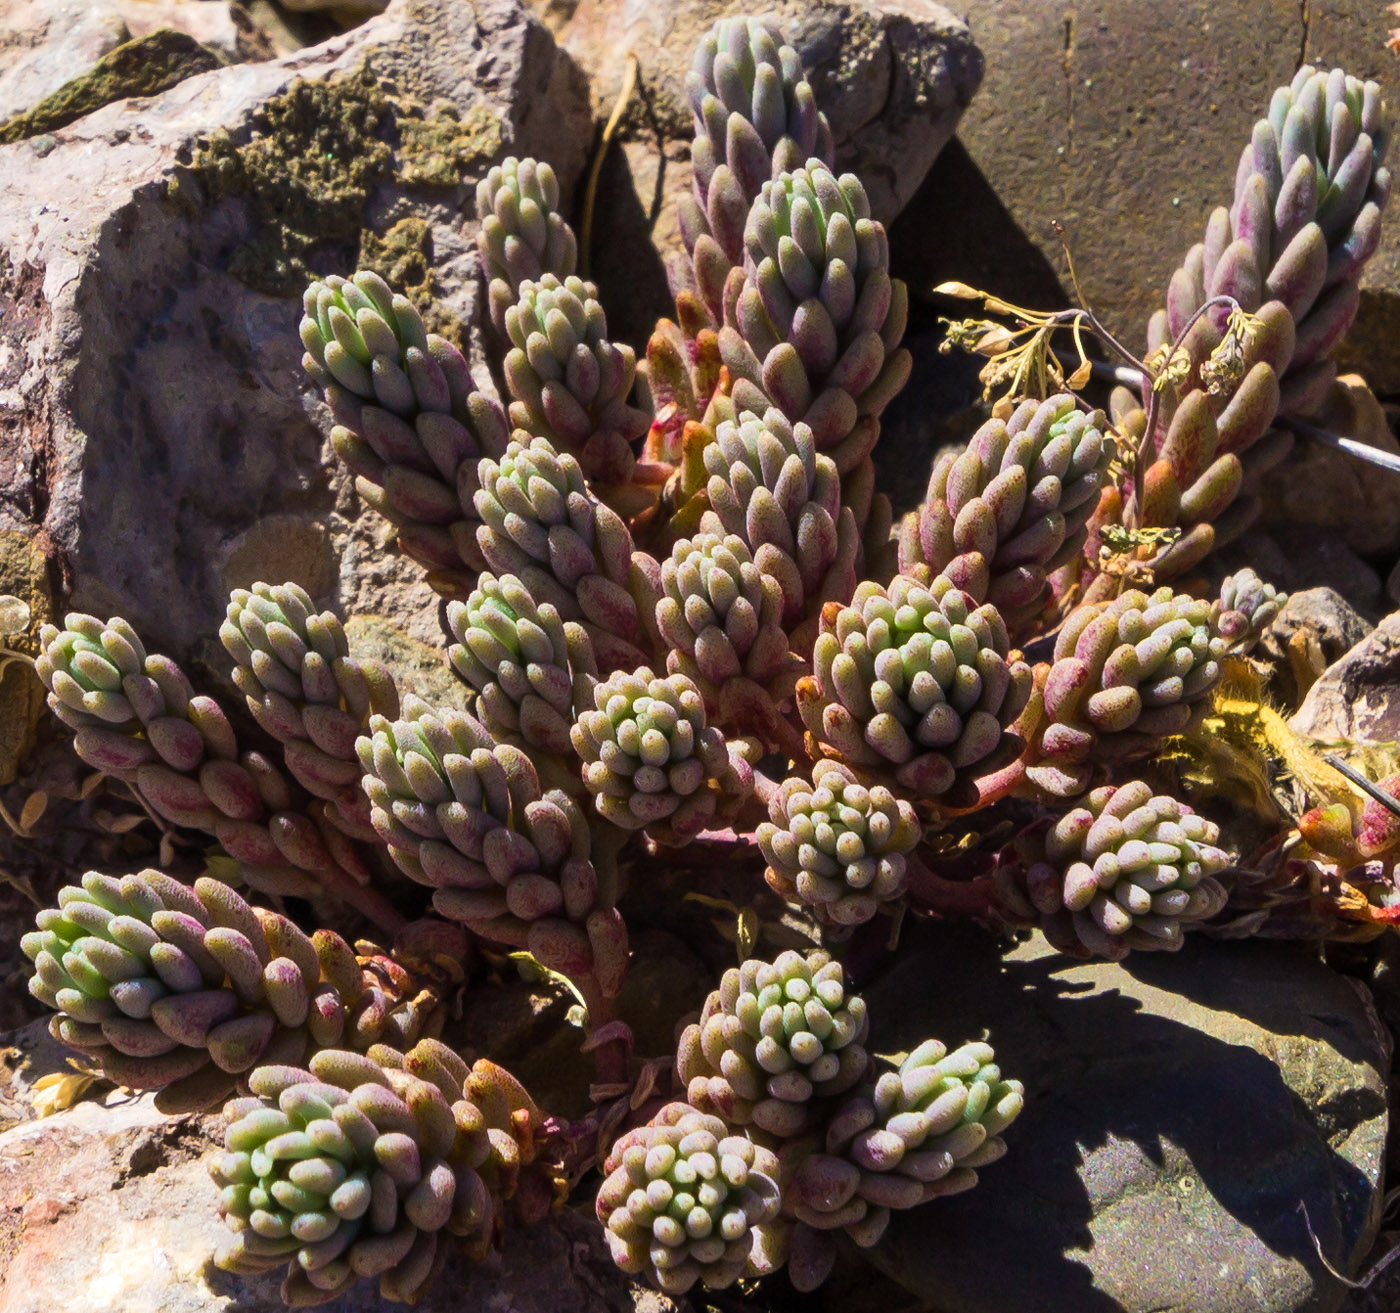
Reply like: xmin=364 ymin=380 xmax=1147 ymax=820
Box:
xmin=905 ymin=852 xmax=996 ymax=920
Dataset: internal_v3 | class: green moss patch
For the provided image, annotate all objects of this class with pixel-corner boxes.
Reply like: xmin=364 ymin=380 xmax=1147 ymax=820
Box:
xmin=0 ymin=29 xmax=223 ymax=146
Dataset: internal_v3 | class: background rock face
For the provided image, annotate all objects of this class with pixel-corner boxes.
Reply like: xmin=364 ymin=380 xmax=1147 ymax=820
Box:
xmin=925 ymin=1 xmax=1398 ymax=380
xmin=857 ymin=925 xmax=1390 ymax=1313
xmin=0 ymin=0 xmax=593 ymax=696
xmin=531 ymin=0 xmax=983 ymax=344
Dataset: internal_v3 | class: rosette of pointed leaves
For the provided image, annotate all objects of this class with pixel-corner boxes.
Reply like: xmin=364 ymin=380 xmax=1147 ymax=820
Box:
xmin=676 ymin=17 xmax=834 ymax=325
xmin=677 ymin=949 xmax=869 ymax=1137
xmin=1212 ymin=567 xmax=1287 ymax=653
xmin=22 ymin=870 xmax=439 ymax=1112
xmin=700 ymin=407 xmax=858 ymax=639
xmin=502 ymin=274 xmax=648 ymax=485
xmin=36 ymin=613 xmax=392 ymax=919
xmin=1121 ymin=67 xmax=1390 ymax=579
xmin=476 ymin=157 xmax=578 ymax=334
xmin=222 ymin=582 xmax=399 ymax=842
xmin=995 ymin=782 xmax=1232 ymax=959
xmin=596 ymin=1101 xmax=783 ymax=1295
xmin=797 ymin=574 xmax=1033 ymax=800
xmin=301 ymin=272 xmax=509 ymax=587
xmin=783 ymin=1040 xmax=1023 ymax=1291
xmin=474 ymin=436 xmax=652 ymax=670
xmin=571 ymin=667 xmax=752 ymax=843
xmin=756 ymin=760 xmax=921 ymax=926
xmin=445 ymin=572 xmax=595 ymax=757
xmin=212 ymin=1042 xmax=549 ymax=1305
xmin=655 ymin=533 xmax=800 ymax=740
xmin=1030 ymin=587 xmax=1227 ymax=798
xmin=721 ymin=161 xmax=911 ymax=534
xmin=359 ymin=697 xmax=628 ymax=995
xmin=899 ymin=395 xmax=1114 ymax=629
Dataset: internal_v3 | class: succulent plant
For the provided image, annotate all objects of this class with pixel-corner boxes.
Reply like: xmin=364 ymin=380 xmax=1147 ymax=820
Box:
xmin=502 ymin=274 xmax=649 ymax=485
xmin=358 ymin=696 xmax=628 ymax=995
xmin=657 ymin=532 xmax=791 ymax=684
xmin=1212 ymin=567 xmax=1288 ymax=653
xmin=222 ymin=582 xmax=399 ymax=842
xmin=596 ymin=1101 xmax=783 ymax=1295
xmin=1112 ymin=66 xmax=1390 ymax=581
xmin=22 ymin=870 xmax=440 ymax=1112
xmin=994 ymin=782 xmax=1232 ymax=959
xmin=798 ymin=574 xmax=1033 ymax=801
xmin=300 ymin=272 xmax=508 ymax=586
xmin=677 ymin=949 xmax=869 ymax=1137
xmin=782 ymin=1039 xmax=1024 ymax=1290
xmin=675 ymin=17 xmax=834 ymax=327
xmin=22 ymin=22 xmax=1395 ymax=1312
xmin=571 ymin=666 xmax=752 ymax=843
xmin=1029 ymin=587 xmax=1227 ymax=798
xmin=701 ymin=406 xmax=859 ymax=639
xmin=721 ymin=160 xmax=910 ymax=538
xmin=756 ymin=760 xmax=921 ymax=926
xmin=477 ymin=157 xmax=579 ymax=334
xmin=474 ymin=435 xmax=653 ymax=671
xmin=899 ymin=395 xmax=1115 ymax=630
xmin=212 ymin=1041 xmax=549 ymax=1305
xmin=444 ymin=571 xmax=595 ymax=757
xmin=36 ymin=612 xmax=396 ymax=922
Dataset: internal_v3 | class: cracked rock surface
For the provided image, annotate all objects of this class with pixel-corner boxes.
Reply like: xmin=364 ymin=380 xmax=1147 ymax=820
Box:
xmin=855 ymin=923 xmax=1389 ymax=1313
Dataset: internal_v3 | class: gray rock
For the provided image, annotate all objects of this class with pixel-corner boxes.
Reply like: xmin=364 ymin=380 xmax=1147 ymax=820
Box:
xmin=534 ymin=0 xmax=983 ymax=346
xmin=0 ymin=0 xmax=129 ymax=123
xmin=0 ymin=0 xmax=591 ymax=689
xmin=1263 ymin=589 xmax=1374 ymax=671
xmin=935 ymin=1 xmax=1395 ymax=367
xmin=1290 ymin=612 xmax=1400 ymax=744
xmin=0 ymin=1067 xmax=673 ymax=1312
xmin=856 ymin=923 xmax=1389 ymax=1313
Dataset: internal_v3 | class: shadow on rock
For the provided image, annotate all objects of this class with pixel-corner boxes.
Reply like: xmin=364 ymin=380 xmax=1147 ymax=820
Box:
xmin=848 ymin=924 xmax=1387 ymax=1313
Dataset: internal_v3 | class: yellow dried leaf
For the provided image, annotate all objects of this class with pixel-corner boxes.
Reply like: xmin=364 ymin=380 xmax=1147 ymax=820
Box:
xmin=18 ymin=791 xmax=46 ymax=834
xmin=0 ymin=596 xmax=30 ymax=638
xmin=30 ymin=1069 xmax=99 ymax=1118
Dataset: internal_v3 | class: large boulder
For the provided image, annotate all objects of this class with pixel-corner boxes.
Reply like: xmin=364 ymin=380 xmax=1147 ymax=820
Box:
xmin=921 ymin=1 xmax=1396 ymax=374
xmin=854 ymin=923 xmax=1389 ymax=1313
xmin=0 ymin=0 xmax=590 ymax=707
xmin=1290 ymin=610 xmax=1400 ymax=744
